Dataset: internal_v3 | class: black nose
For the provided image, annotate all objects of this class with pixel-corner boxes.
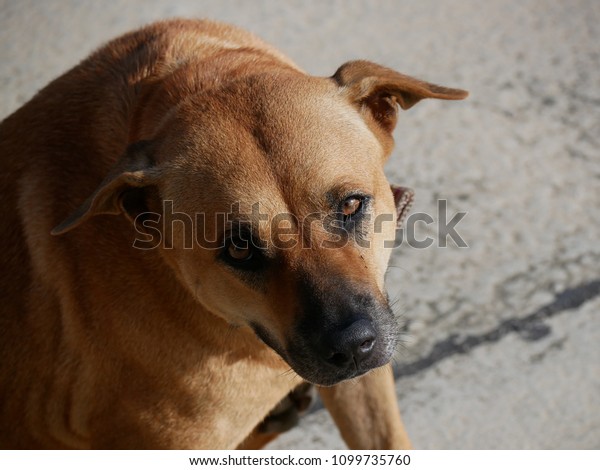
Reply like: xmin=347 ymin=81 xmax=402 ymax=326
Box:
xmin=325 ymin=319 xmax=377 ymax=369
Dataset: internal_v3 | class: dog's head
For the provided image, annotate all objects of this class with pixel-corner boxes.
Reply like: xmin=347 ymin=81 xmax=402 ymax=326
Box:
xmin=53 ymin=60 xmax=466 ymax=386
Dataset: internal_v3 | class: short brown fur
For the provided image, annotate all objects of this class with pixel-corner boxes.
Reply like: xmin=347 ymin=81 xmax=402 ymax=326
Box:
xmin=0 ymin=19 xmax=466 ymax=449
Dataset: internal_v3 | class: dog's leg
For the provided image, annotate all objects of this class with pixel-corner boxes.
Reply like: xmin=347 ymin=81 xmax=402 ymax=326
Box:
xmin=237 ymin=429 xmax=280 ymax=450
xmin=318 ymin=364 xmax=411 ymax=449
xmin=237 ymin=383 xmax=316 ymax=449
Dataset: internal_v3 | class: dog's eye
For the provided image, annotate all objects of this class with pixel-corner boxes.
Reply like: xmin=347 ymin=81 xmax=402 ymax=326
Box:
xmin=226 ymin=240 xmax=253 ymax=262
xmin=342 ymin=196 xmax=363 ymax=220
xmin=221 ymin=236 xmax=267 ymax=273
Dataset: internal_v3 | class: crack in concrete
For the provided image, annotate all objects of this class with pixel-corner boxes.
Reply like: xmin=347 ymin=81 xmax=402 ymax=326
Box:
xmin=393 ymin=279 xmax=600 ymax=379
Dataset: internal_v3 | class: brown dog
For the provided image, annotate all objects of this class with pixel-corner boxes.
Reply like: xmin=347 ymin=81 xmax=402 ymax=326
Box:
xmin=0 ymin=19 xmax=466 ymax=449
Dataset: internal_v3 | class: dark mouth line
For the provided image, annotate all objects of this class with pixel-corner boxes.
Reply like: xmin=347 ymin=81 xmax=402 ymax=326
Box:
xmin=392 ymin=278 xmax=600 ymax=379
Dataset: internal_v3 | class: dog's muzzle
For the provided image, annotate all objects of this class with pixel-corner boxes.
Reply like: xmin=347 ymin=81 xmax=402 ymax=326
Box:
xmin=281 ymin=288 xmax=399 ymax=386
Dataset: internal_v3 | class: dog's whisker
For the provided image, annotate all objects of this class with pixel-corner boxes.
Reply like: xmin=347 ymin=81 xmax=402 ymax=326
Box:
xmin=386 ymin=264 xmax=412 ymax=276
xmin=393 ymin=339 xmax=411 ymax=357
xmin=277 ymin=367 xmax=300 ymax=382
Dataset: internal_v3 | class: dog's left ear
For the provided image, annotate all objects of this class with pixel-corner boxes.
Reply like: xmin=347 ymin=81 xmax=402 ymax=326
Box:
xmin=333 ymin=60 xmax=468 ymax=133
xmin=51 ymin=141 xmax=158 ymax=235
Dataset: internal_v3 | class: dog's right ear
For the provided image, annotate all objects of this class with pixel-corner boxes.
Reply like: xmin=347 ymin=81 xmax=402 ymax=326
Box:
xmin=51 ymin=141 xmax=159 ymax=235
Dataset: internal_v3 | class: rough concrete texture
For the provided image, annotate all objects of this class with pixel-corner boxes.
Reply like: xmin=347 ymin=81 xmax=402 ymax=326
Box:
xmin=1 ymin=0 xmax=598 ymax=449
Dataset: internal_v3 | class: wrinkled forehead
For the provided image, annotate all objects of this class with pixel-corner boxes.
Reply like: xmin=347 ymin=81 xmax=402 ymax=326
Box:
xmin=161 ymin=76 xmax=385 ymax=214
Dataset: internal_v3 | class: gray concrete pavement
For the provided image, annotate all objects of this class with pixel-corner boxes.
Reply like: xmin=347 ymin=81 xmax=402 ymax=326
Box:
xmin=1 ymin=0 xmax=598 ymax=449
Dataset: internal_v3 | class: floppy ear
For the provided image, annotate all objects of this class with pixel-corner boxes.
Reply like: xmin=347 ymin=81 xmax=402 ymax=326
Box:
xmin=51 ymin=141 xmax=158 ymax=235
xmin=391 ymin=185 xmax=415 ymax=228
xmin=333 ymin=60 xmax=468 ymax=132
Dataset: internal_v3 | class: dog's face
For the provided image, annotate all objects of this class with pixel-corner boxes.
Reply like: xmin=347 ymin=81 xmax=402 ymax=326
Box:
xmin=153 ymin=76 xmax=401 ymax=386
xmin=54 ymin=61 xmax=466 ymax=386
